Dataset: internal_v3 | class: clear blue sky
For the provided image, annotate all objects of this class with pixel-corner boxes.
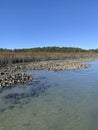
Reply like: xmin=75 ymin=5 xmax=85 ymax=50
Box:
xmin=0 ymin=0 xmax=98 ymax=49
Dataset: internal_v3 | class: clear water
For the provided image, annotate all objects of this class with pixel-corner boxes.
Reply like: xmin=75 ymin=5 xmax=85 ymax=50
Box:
xmin=0 ymin=60 xmax=98 ymax=130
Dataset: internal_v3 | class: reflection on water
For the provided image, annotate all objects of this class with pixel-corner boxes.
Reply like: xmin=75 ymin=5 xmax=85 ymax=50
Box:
xmin=0 ymin=60 xmax=98 ymax=130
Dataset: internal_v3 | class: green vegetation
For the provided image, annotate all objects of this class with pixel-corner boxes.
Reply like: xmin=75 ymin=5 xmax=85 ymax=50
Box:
xmin=0 ymin=47 xmax=87 ymax=53
xmin=0 ymin=46 xmax=98 ymax=53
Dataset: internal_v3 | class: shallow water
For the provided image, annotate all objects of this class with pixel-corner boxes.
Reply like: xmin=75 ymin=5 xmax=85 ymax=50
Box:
xmin=0 ymin=60 xmax=98 ymax=130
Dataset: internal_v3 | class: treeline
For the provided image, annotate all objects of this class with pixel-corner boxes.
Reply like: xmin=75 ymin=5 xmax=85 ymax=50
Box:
xmin=0 ymin=47 xmax=97 ymax=66
xmin=89 ymin=49 xmax=98 ymax=53
xmin=0 ymin=46 xmax=98 ymax=53
xmin=13 ymin=47 xmax=87 ymax=53
xmin=0 ymin=47 xmax=87 ymax=53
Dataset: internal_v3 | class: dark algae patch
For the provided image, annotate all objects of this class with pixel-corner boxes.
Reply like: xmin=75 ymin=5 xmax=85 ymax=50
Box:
xmin=0 ymin=75 xmax=50 ymax=113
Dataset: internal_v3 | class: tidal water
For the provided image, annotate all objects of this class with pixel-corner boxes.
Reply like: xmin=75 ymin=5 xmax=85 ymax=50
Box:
xmin=0 ymin=60 xmax=98 ymax=130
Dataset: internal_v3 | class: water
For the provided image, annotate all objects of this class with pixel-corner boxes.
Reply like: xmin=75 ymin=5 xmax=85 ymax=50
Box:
xmin=0 ymin=60 xmax=98 ymax=130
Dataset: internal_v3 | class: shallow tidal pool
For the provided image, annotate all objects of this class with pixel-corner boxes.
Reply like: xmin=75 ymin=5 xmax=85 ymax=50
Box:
xmin=0 ymin=60 xmax=98 ymax=130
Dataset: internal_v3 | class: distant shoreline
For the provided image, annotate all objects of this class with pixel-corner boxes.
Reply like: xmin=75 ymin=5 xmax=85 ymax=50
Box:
xmin=0 ymin=52 xmax=98 ymax=89
xmin=0 ymin=56 xmax=96 ymax=82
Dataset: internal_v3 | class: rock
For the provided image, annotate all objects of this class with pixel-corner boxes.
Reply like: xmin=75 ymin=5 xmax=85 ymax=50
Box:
xmin=0 ymin=72 xmax=5 ymax=75
xmin=0 ymin=72 xmax=33 ymax=89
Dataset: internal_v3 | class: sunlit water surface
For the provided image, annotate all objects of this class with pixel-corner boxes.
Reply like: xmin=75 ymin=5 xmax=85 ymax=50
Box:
xmin=0 ymin=60 xmax=98 ymax=130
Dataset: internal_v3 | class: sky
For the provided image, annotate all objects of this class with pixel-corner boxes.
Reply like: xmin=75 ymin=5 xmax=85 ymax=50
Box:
xmin=0 ymin=0 xmax=98 ymax=49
